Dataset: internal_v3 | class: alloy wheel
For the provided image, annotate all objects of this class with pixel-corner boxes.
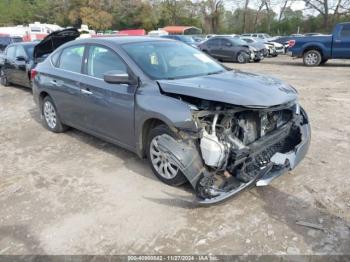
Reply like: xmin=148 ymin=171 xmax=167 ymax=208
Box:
xmin=43 ymin=101 xmax=57 ymax=129
xmin=237 ymin=53 xmax=246 ymax=63
xmin=305 ymin=52 xmax=319 ymax=66
xmin=149 ymin=136 xmax=179 ymax=179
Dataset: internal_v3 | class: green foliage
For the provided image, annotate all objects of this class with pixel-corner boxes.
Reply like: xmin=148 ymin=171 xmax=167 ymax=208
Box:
xmin=0 ymin=0 xmax=349 ymax=34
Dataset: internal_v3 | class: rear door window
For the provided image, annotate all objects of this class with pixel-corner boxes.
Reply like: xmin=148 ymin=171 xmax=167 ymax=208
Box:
xmin=86 ymin=45 xmax=127 ymax=79
xmin=340 ymin=24 xmax=350 ymax=37
xmin=15 ymin=45 xmax=27 ymax=59
xmin=58 ymin=45 xmax=85 ymax=73
xmin=6 ymin=46 xmax=16 ymax=60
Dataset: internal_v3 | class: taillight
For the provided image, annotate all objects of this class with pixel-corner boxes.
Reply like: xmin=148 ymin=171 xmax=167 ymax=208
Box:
xmin=288 ymin=39 xmax=296 ymax=48
xmin=30 ymin=69 xmax=37 ymax=80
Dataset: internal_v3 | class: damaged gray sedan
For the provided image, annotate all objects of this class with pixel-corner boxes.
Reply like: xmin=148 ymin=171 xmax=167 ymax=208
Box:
xmin=32 ymin=37 xmax=311 ymax=205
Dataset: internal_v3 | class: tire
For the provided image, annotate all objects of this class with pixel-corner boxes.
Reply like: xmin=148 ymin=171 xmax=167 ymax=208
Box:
xmin=253 ymin=59 xmax=261 ymax=63
xmin=303 ymin=50 xmax=322 ymax=66
xmin=146 ymin=124 xmax=187 ymax=186
xmin=42 ymin=96 xmax=67 ymax=133
xmin=237 ymin=52 xmax=247 ymax=64
xmin=0 ymin=68 xmax=10 ymax=86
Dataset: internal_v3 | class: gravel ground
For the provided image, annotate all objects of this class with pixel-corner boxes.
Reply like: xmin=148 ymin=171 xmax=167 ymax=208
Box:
xmin=0 ymin=55 xmax=349 ymax=255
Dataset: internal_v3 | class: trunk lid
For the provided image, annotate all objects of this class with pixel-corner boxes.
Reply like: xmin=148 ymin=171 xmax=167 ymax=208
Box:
xmin=33 ymin=28 xmax=80 ymax=62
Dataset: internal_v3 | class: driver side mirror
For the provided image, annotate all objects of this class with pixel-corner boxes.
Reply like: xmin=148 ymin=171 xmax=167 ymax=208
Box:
xmin=104 ymin=70 xmax=137 ymax=85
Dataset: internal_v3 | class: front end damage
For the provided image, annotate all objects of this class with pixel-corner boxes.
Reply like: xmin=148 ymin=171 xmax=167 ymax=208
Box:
xmin=157 ymin=98 xmax=311 ymax=205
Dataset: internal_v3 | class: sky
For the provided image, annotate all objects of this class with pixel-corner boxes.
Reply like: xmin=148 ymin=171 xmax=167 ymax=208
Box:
xmin=224 ymin=0 xmax=306 ymax=16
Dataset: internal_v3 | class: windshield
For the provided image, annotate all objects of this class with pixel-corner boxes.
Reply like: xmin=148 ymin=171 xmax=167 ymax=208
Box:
xmin=230 ymin=38 xmax=248 ymax=46
xmin=242 ymin=38 xmax=253 ymax=43
xmin=122 ymin=41 xmax=225 ymax=80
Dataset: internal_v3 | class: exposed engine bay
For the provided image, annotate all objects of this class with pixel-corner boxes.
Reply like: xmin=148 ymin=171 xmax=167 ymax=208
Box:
xmin=156 ymin=95 xmax=311 ymax=205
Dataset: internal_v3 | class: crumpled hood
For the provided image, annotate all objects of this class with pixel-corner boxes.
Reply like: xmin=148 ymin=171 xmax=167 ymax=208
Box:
xmin=157 ymin=70 xmax=298 ymax=108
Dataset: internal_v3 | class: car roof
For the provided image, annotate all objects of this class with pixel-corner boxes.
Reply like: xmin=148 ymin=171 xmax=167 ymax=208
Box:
xmin=0 ymin=35 xmax=22 ymax=38
xmin=8 ymin=42 xmax=37 ymax=47
xmin=72 ymin=36 xmax=172 ymax=46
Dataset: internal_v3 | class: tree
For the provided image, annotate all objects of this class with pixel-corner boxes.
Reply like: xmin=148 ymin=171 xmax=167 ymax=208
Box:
xmin=201 ymin=0 xmax=224 ymax=33
xmin=80 ymin=7 xmax=113 ymax=30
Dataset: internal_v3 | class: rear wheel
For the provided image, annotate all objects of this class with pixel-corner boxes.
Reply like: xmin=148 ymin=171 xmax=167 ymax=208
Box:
xmin=146 ymin=125 xmax=187 ymax=186
xmin=42 ymin=96 xmax=67 ymax=133
xmin=0 ymin=68 xmax=10 ymax=86
xmin=303 ymin=50 xmax=322 ymax=66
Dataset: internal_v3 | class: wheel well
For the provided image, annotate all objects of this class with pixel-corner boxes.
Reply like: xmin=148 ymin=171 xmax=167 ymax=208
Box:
xmin=39 ymin=91 xmax=49 ymax=108
xmin=303 ymin=47 xmax=323 ymax=58
xmin=140 ymin=118 xmax=166 ymax=158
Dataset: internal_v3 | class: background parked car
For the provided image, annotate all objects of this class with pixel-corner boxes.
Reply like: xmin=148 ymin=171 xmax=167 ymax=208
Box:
xmin=0 ymin=34 xmax=23 ymax=71
xmin=0 ymin=42 xmax=37 ymax=88
xmin=0 ymin=34 xmax=23 ymax=53
xmin=0 ymin=28 xmax=80 ymax=88
xmin=241 ymin=33 xmax=284 ymax=55
xmin=288 ymin=22 xmax=350 ymax=66
xmin=241 ymin=37 xmax=268 ymax=57
xmin=198 ymin=36 xmax=251 ymax=63
xmin=160 ymin=35 xmax=198 ymax=48
xmin=241 ymin=33 xmax=278 ymax=42
xmin=191 ymin=35 xmax=205 ymax=43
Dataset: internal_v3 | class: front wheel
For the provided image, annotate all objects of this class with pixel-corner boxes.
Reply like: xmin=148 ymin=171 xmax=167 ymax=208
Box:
xmin=303 ymin=50 xmax=322 ymax=66
xmin=236 ymin=52 xmax=247 ymax=64
xmin=42 ymin=96 xmax=67 ymax=133
xmin=146 ymin=125 xmax=187 ymax=186
xmin=0 ymin=68 xmax=10 ymax=86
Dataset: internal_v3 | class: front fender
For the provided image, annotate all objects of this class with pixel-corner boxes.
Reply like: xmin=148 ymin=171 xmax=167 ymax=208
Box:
xmin=134 ymin=83 xmax=198 ymax=157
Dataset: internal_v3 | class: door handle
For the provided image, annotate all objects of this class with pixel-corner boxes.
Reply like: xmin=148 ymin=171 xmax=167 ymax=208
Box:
xmin=50 ymin=80 xmax=59 ymax=86
xmin=80 ymin=88 xmax=93 ymax=95
xmin=335 ymin=39 xmax=341 ymax=43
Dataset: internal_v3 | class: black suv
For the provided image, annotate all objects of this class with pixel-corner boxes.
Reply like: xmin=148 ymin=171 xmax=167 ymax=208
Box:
xmin=0 ymin=35 xmax=23 ymax=71
xmin=0 ymin=35 xmax=23 ymax=52
xmin=0 ymin=28 xmax=80 ymax=88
